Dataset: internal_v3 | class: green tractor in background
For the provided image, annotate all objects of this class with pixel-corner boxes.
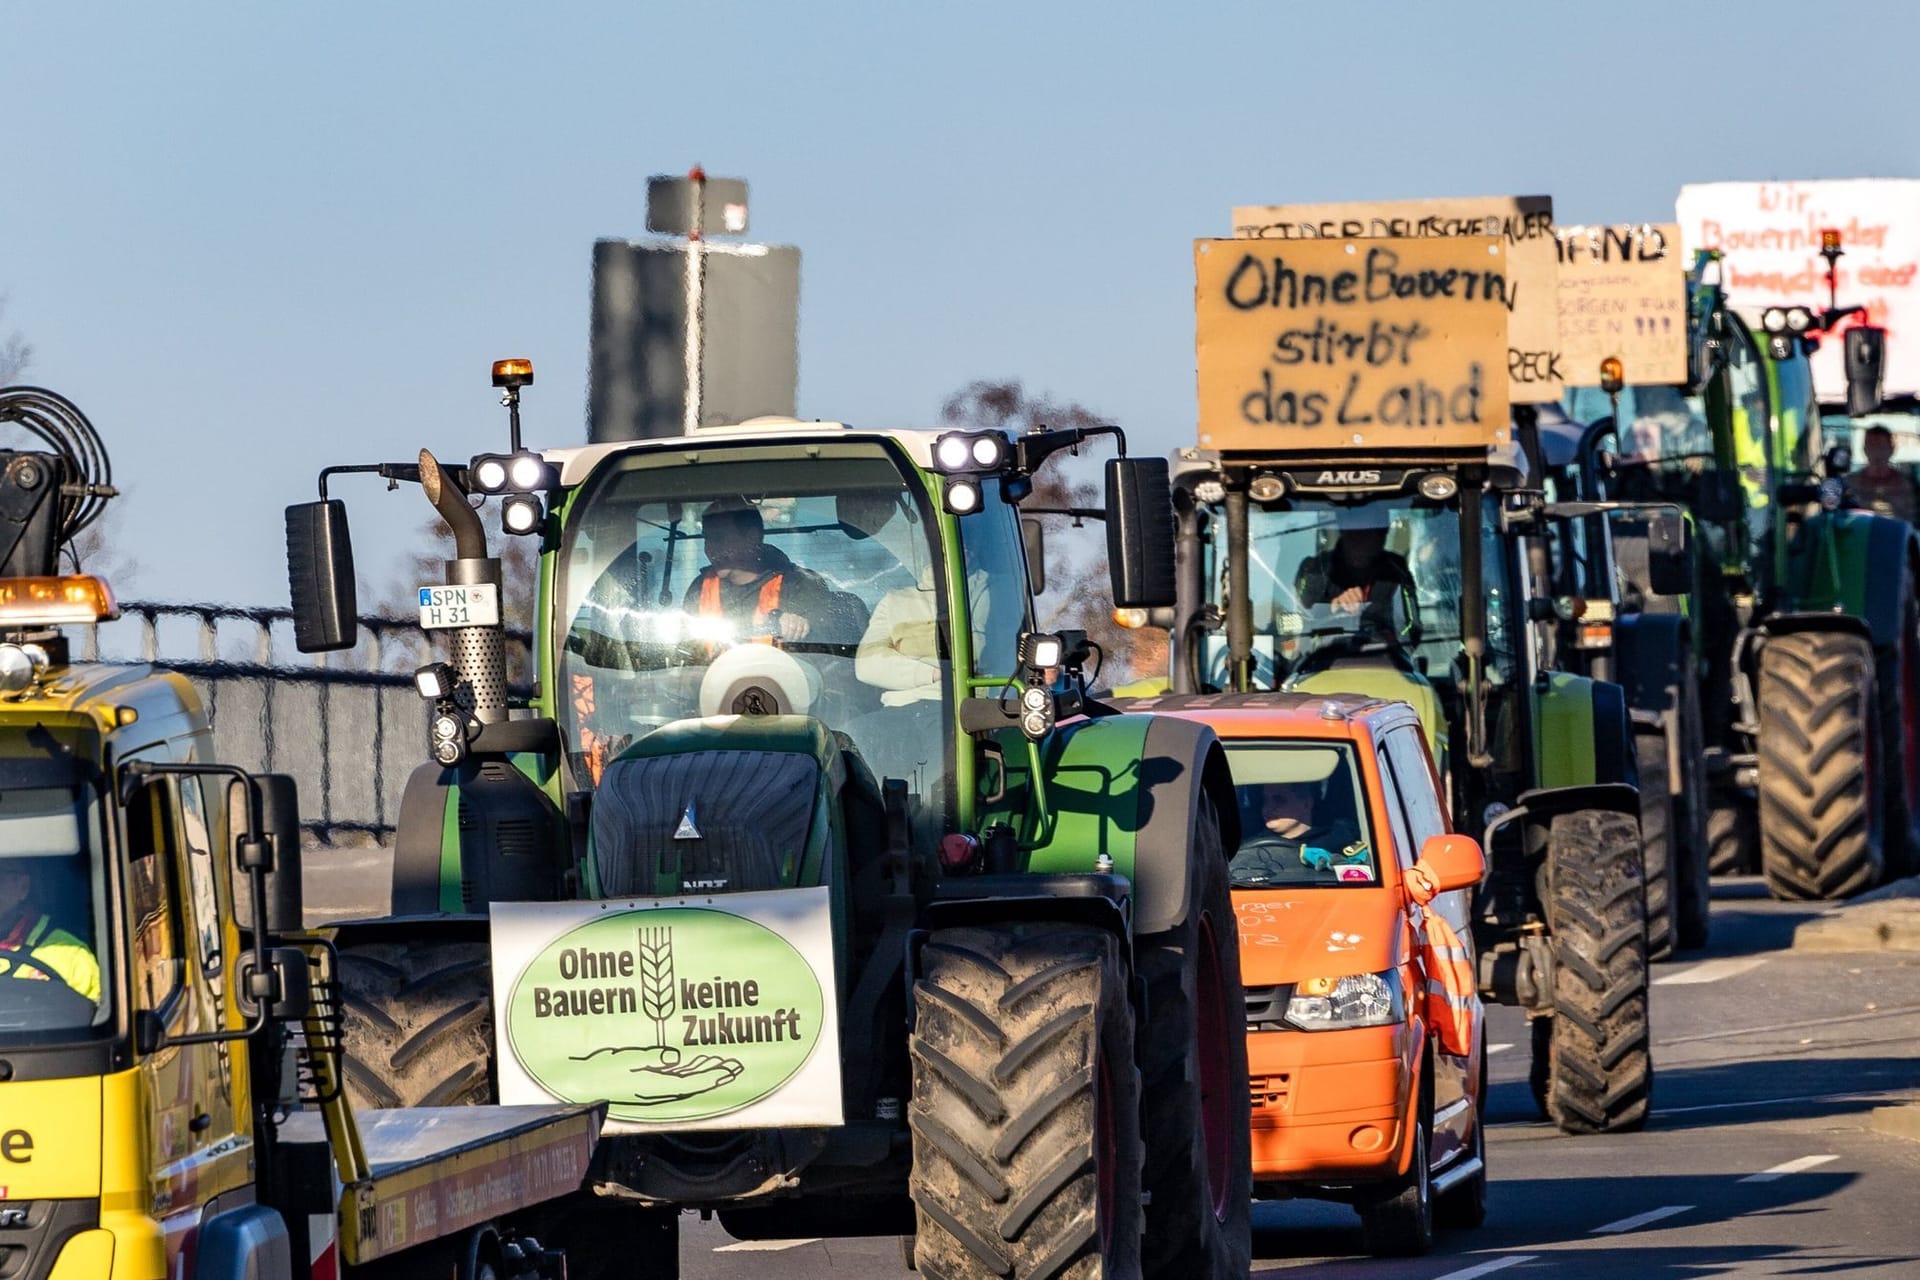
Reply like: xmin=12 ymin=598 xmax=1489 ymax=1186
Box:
xmin=1163 ymin=421 xmax=1659 ymax=1136
xmin=285 ymin=361 xmax=1254 ymax=1280
xmin=1564 ymin=245 xmax=1919 ymax=901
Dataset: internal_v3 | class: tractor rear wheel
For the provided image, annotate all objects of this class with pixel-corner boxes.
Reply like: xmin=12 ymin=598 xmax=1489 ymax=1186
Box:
xmin=1874 ymin=587 xmax=1920 ymax=882
xmin=1758 ymin=630 xmax=1883 ymax=900
xmin=1534 ymin=810 xmax=1651 ymax=1135
xmin=1707 ymin=798 xmax=1757 ymax=877
xmin=909 ymin=924 xmax=1143 ymax=1280
xmin=1633 ymin=727 xmax=1676 ymax=962
xmin=1135 ymin=808 xmax=1252 ymax=1280
xmin=337 ymin=939 xmax=496 ymax=1109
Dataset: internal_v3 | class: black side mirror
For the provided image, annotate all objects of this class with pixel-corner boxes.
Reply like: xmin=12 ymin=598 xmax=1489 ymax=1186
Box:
xmin=1846 ymin=326 xmax=1887 ymax=417
xmin=228 ymin=773 xmax=304 ymax=935
xmin=1105 ymin=457 xmax=1175 ymax=610
xmin=285 ymin=500 xmax=358 ymax=653
xmin=1020 ymin=517 xmax=1047 ymax=595
xmin=1647 ymin=512 xmax=1691 ymax=597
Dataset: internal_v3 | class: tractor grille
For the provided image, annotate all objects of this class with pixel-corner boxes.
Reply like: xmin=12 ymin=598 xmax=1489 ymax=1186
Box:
xmin=593 ymin=750 xmax=819 ymax=896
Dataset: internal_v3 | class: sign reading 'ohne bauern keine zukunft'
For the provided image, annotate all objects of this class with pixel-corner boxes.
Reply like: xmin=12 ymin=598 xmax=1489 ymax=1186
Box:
xmin=490 ymin=887 xmax=841 ymax=1131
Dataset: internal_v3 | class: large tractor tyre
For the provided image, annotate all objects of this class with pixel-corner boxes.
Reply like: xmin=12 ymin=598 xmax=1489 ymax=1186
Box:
xmin=1358 ymin=1076 xmax=1434 ymax=1257
xmin=909 ymin=924 xmax=1144 ymax=1280
xmin=1671 ymin=662 xmax=1713 ymax=951
xmin=1534 ymin=810 xmax=1652 ymax=1135
xmin=1874 ymin=589 xmax=1920 ymax=882
xmin=1707 ymin=798 xmax=1758 ymax=877
xmin=1633 ymin=729 xmax=1676 ymax=962
xmin=1757 ymin=630 xmax=1884 ymax=900
xmin=337 ymin=940 xmax=496 ymax=1110
xmin=1135 ymin=811 xmax=1253 ymax=1280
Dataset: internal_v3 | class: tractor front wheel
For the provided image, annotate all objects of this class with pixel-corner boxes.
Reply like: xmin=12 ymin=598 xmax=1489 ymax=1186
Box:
xmin=1758 ymin=630 xmax=1883 ymax=900
xmin=909 ymin=924 xmax=1144 ymax=1280
xmin=1135 ymin=808 xmax=1253 ymax=1280
xmin=1534 ymin=810 xmax=1652 ymax=1135
xmin=337 ymin=939 xmax=496 ymax=1110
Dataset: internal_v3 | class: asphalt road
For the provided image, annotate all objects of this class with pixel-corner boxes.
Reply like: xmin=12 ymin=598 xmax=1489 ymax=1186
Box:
xmin=673 ymin=880 xmax=1920 ymax=1278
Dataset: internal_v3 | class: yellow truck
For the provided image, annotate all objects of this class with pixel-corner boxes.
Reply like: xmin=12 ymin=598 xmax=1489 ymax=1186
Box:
xmin=0 ymin=386 xmax=613 ymax=1279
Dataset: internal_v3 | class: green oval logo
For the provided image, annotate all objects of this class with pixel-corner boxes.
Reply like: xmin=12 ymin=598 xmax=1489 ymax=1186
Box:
xmin=506 ymin=906 xmax=826 ymax=1123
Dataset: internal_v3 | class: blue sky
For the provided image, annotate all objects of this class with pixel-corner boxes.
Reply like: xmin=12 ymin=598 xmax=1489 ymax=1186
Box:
xmin=5 ymin=1 xmax=1916 ymax=607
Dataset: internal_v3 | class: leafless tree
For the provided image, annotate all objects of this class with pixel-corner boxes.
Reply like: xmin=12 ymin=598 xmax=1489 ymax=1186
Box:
xmin=0 ymin=295 xmax=31 ymax=387
xmin=941 ymin=379 xmax=1169 ymax=687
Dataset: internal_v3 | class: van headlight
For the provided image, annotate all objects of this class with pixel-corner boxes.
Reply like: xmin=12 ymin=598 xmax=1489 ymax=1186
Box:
xmin=1284 ymin=970 xmax=1404 ymax=1030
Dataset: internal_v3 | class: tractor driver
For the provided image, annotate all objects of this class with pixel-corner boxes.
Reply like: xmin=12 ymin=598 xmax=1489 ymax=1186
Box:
xmin=1294 ymin=523 xmax=1420 ymax=648
xmin=1845 ymin=424 xmax=1919 ymax=525
xmin=683 ymin=498 xmax=835 ymax=645
xmin=0 ymin=858 xmax=100 ymax=1006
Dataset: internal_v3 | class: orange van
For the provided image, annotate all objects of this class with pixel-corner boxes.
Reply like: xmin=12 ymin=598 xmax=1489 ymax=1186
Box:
xmin=1134 ymin=691 xmax=1488 ymax=1257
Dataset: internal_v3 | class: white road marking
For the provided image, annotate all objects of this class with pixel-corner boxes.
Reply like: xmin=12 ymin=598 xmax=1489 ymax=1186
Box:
xmin=1591 ymin=1204 xmax=1693 ymax=1234
xmin=1652 ymin=957 xmax=1768 ymax=986
xmin=1487 ymin=1042 xmax=1514 ymax=1055
xmin=712 ymin=1239 xmax=821 ymax=1253
xmin=1655 ymin=1088 xmax=1913 ymax=1117
xmin=1740 ymin=1154 xmax=1838 ymax=1183
xmin=1431 ymin=1256 xmax=1538 ymax=1279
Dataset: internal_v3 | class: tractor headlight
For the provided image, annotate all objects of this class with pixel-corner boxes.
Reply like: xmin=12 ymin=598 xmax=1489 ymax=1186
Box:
xmin=1761 ymin=307 xmax=1788 ymax=334
xmin=502 ymin=494 xmax=544 ymax=535
xmin=944 ymin=477 xmax=982 ymax=515
xmin=471 ymin=456 xmax=510 ymax=493
xmin=1284 ymin=970 xmax=1404 ymax=1030
xmin=509 ymin=452 xmax=548 ymax=490
xmin=936 ymin=434 xmax=974 ymax=472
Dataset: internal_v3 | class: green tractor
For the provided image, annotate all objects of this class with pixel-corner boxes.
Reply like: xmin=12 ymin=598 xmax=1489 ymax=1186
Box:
xmin=284 ymin=361 xmax=1254 ymax=1280
xmin=1163 ymin=420 xmax=1659 ymax=1135
xmin=1564 ymin=248 xmax=1920 ymax=901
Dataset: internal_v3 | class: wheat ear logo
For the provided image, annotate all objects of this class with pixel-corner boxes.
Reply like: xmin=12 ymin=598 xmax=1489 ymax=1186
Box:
xmin=506 ymin=904 xmax=827 ymax=1123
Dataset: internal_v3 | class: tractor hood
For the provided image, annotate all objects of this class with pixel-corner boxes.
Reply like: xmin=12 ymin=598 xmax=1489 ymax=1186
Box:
xmin=1232 ymin=887 xmax=1399 ymax=987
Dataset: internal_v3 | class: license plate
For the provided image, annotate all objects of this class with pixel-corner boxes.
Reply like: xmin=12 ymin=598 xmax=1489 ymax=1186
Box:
xmin=418 ymin=584 xmax=500 ymax=630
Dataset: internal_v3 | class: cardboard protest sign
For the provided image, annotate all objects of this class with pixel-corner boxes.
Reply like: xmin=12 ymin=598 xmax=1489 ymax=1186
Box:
xmin=1195 ymin=237 xmax=1511 ymax=452
xmin=1555 ymin=223 xmax=1688 ymax=387
xmin=1677 ymin=180 xmax=1920 ymax=396
xmin=1232 ymin=195 xmax=1559 ymax=401
xmin=492 ymin=887 xmax=842 ymax=1133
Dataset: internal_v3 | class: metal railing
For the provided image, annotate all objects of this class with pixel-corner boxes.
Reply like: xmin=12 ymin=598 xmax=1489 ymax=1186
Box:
xmin=83 ymin=602 xmax=532 ymax=844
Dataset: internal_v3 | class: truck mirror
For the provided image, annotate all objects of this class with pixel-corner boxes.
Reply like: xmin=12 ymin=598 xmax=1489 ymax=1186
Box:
xmin=1020 ymin=517 xmax=1047 ymax=595
xmin=285 ymin=500 xmax=358 ymax=653
xmin=228 ymin=773 xmax=305 ymax=935
xmin=1846 ymin=326 xmax=1887 ymax=418
xmin=1105 ymin=457 xmax=1176 ymax=609
xmin=1647 ymin=512 xmax=1691 ymax=597
xmin=238 ymin=947 xmax=313 ymax=1022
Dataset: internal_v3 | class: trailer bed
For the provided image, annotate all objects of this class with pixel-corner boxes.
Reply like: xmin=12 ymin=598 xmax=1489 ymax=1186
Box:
xmin=281 ymin=1103 xmax=604 ymax=1264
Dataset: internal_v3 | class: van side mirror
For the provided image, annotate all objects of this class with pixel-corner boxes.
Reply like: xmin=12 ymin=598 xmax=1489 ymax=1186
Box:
xmin=1105 ymin=457 xmax=1175 ymax=609
xmin=285 ymin=500 xmax=358 ymax=653
xmin=1647 ymin=512 xmax=1690 ymax=597
xmin=1412 ymin=833 xmax=1484 ymax=893
xmin=228 ymin=773 xmax=304 ymax=935
xmin=1846 ymin=326 xmax=1886 ymax=418
xmin=1020 ymin=516 xmax=1047 ymax=595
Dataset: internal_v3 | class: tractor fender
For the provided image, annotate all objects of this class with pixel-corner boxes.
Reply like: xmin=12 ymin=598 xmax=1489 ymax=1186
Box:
xmin=1611 ymin=613 xmax=1690 ymax=716
xmin=1530 ymin=672 xmax=1635 ymax=791
xmin=1760 ymin=610 xmax=1874 ymax=644
xmin=1017 ymin=713 xmax=1238 ymax=937
xmin=1784 ymin=508 xmax=1920 ymax=648
xmin=390 ymin=753 xmax=568 ymax=917
xmin=1487 ymin=782 xmax=1641 ymax=877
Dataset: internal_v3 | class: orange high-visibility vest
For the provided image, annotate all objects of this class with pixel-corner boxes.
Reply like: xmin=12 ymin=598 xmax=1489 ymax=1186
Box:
xmin=1404 ymin=864 xmax=1479 ymax=1059
xmin=699 ymin=573 xmax=784 ymax=640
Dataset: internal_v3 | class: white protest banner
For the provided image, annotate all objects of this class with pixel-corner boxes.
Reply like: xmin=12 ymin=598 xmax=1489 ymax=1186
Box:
xmin=1233 ymin=195 xmax=1560 ymax=401
xmin=492 ymin=887 xmax=842 ymax=1133
xmin=1677 ymin=180 xmax=1920 ymax=395
xmin=1555 ymin=223 xmax=1688 ymax=387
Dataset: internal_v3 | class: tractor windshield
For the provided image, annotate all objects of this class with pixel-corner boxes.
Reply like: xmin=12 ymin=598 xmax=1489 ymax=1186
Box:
xmin=556 ymin=442 xmax=953 ymax=807
xmin=0 ymin=751 xmax=111 ymax=1040
xmin=1208 ymin=493 xmax=1518 ymax=694
xmin=1224 ymin=742 xmax=1378 ymax=890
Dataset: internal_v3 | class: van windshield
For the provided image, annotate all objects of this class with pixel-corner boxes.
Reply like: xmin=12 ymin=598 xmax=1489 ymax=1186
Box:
xmin=1225 ymin=742 xmax=1377 ymax=889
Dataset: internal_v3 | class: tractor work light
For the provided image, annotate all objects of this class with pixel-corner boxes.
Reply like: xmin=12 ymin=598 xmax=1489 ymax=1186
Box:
xmin=1112 ymin=607 xmax=1149 ymax=630
xmin=1761 ymin=307 xmax=1787 ymax=333
xmin=471 ymin=456 xmax=510 ymax=493
xmin=1785 ymin=306 xmax=1814 ymax=333
xmin=413 ymin=661 xmax=456 ymax=701
xmin=1192 ymin=478 xmax=1227 ymax=505
xmin=1019 ymin=631 xmax=1065 ymax=672
xmin=931 ymin=430 xmax=1010 ymax=475
xmin=944 ymin=476 xmax=982 ymax=516
xmin=1019 ymin=683 xmax=1055 ymax=741
xmin=1417 ymin=473 xmax=1459 ymax=503
xmin=502 ymin=494 xmax=545 ymax=535
xmin=491 ymin=358 xmax=535 ymax=389
xmin=470 ymin=451 xmax=554 ymax=495
xmin=0 ymin=575 xmax=119 ymax=626
xmin=1248 ymin=472 xmax=1288 ymax=503
xmin=508 ymin=453 xmax=546 ymax=490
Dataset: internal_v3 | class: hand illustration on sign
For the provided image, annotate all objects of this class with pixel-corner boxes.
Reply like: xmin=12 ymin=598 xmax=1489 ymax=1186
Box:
xmin=569 ymin=927 xmax=746 ymax=1106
